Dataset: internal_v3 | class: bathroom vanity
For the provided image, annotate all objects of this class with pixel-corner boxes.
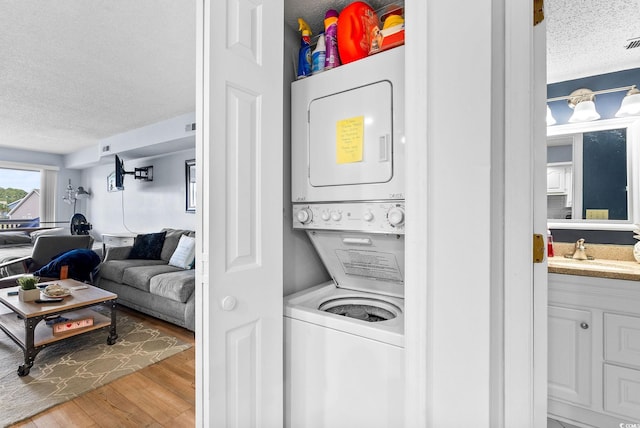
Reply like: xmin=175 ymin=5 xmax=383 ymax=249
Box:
xmin=548 ymin=264 xmax=640 ymax=427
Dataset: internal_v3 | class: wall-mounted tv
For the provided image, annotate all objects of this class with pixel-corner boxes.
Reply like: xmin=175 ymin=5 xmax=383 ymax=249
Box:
xmin=115 ymin=154 xmax=128 ymax=190
xmin=113 ymin=154 xmax=154 ymax=191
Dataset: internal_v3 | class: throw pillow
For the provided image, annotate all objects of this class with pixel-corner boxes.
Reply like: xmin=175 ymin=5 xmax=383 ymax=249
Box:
xmin=128 ymin=231 xmax=167 ymax=260
xmin=168 ymin=235 xmax=196 ymax=269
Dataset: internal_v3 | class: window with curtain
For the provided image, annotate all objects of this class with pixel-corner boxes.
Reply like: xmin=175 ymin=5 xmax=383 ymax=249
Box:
xmin=0 ymin=164 xmax=57 ymax=229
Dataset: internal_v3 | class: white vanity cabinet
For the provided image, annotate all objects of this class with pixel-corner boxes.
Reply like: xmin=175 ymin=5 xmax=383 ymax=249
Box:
xmin=548 ymin=305 xmax=592 ymax=406
xmin=548 ymin=273 xmax=640 ymax=427
xmin=547 ymin=164 xmax=573 ymax=208
xmin=547 ymin=165 xmax=571 ymax=195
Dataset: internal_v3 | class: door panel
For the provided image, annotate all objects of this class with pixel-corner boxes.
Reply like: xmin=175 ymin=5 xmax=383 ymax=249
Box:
xmin=197 ymin=0 xmax=284 ymax=426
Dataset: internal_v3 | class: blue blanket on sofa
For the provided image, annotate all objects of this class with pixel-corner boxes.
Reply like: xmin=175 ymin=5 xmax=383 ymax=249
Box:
xmin=34 ymin=249 xmax=101 ymax=282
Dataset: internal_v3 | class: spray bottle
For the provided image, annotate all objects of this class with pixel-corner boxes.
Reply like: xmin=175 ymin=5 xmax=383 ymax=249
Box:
xmin=312 ymin=32 xmax=326 ymax=74
xmin=324 ymin=9 xmax=340 ymax=69
xmin=297 ymin=18 xmax=312 ymax=79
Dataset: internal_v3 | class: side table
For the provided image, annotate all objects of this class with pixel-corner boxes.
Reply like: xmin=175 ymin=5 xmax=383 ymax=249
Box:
xmin=102 ymin=233 xmax=135 ymax=256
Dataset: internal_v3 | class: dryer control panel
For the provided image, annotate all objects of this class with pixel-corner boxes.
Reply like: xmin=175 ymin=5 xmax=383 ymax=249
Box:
xmin=292 ymin=202 xmax=405 ymax=234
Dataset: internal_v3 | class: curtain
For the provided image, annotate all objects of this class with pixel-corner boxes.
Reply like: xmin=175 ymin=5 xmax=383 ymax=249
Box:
xmin=40 ymin=169 xmax=58 ymax=225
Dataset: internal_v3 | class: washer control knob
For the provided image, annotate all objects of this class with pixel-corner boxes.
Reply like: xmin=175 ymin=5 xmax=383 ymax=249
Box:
xmin=363 ymin=211 xmax=374 ymax=222
xmin=387 ymin=207 xmax=405 ymax=227
xmin=296 ymin=208 xmax=313 ymax=224
xmin=331 ymin=211 xmax=342 ymax=221
xmin=321 ymin=211 xmax=331 ymax=221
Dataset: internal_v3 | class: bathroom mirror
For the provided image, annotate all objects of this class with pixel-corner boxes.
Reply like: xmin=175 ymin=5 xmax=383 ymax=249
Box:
xmin=547 ymin=118 xmax=640 ymax=230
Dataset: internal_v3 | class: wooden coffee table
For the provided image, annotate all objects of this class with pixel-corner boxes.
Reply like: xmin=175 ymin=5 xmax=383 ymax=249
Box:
xmin=0 ymin=279 xmax=118 ymax=376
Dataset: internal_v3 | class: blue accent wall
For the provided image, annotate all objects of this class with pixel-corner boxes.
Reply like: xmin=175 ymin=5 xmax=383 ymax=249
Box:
xmin=547 ymin=68 xmax=640 ymax=125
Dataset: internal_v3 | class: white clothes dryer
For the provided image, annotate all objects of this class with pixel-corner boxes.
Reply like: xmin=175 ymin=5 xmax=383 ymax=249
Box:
xmin=291 ymin=46 xmax=405 ymax=203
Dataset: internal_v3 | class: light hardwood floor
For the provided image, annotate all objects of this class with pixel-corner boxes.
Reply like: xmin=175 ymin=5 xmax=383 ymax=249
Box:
xmin=11 ymin=307 xmax=196 ymax=428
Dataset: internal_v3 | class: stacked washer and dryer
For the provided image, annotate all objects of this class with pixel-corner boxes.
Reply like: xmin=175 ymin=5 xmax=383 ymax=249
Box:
xmin=285 ymin=46 xmax=406 ymax=428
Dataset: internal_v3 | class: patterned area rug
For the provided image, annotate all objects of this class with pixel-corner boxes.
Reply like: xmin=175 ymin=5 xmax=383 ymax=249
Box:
xmin=0 ymin=309 xmax=191 ymax=427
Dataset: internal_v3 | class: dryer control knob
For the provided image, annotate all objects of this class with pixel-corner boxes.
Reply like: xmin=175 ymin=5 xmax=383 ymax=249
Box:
xmin=331 ymin=211 xmax=342 ymax=221
xmin=387 ymin=207 xmax=405 ymax=227
xmin=296 ymin=208 xmax=313 ymax=224
xmin=363 ymin=211 xmax=374 ymax=222
xmin=321 ymin=211 xmax=331 ymax=221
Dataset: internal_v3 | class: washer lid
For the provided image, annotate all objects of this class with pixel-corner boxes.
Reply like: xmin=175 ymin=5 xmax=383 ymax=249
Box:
xmin=306 ymin=230 xmax=404 ymax=298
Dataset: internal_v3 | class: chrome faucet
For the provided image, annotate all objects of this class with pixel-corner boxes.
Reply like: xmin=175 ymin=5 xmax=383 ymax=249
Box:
xmin=571 ymin=238 xmax=589 ymax=260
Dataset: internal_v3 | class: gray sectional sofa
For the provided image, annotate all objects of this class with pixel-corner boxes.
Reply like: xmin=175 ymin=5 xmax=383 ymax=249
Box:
xmin=96 ymin=228 xmax=195 ymax=331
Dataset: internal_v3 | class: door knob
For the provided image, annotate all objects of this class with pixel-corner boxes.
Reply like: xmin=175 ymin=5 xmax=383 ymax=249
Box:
xmin=221 ymin=296 xmax=237 ymax=311
xmin=580 ymin=322 xmax=589 ymax=329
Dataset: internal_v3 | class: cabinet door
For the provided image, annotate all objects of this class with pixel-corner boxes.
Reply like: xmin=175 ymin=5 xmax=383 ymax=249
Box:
xmin=548 ymin=305 xmax=592 ymax=406
xmin=547 ymin=167 xmax=566 ymax=193
xmin=604 ymin=313 xmax=640 ymax=368
xmin=604 ymin=364 xmax=640 ymax=420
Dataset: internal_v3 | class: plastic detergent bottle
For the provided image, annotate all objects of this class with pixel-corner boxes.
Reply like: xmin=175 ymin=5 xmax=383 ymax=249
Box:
xmin=312 ymin=32 xmax=326 ymax=74
xmin=297 ymin=18 xmax=312 ymax=79
xmin=324 ymin=9 xmax=340 ymax=69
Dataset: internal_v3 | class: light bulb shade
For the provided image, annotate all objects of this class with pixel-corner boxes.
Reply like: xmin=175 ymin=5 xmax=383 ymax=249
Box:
xmin=569 ymin=100 xmax=600 ymax=123
xmin=616 ymin=92 xmax=640 ymax=117
xmin=75 ymin=186 xmax=90 ymax=199
xmin=546 ymin=105 xmax=557 ymax=126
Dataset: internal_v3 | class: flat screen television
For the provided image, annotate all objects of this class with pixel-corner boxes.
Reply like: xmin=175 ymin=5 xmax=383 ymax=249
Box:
xmin=115 ymin=154 xmax=127 ymax=190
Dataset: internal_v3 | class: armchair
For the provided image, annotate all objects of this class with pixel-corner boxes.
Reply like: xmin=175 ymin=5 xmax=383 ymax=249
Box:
xmin=0 ymin=235 xmax=93 ymax=288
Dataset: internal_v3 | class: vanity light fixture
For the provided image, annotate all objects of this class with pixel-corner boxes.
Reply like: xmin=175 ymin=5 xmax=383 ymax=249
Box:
xmin=615 ymin=86 xmax=640 ymax=117
xmin=75 ymin=186 xmax=90 ymax=199
xmin=547 ymin=85 xmax=640 ymax=125
xmin=567 ymin=88 xmax=600 ymax=123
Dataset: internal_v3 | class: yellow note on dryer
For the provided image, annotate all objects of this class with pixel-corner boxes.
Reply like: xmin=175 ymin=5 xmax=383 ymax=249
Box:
xmin=336 ymin=116 xmax=364 ymax=164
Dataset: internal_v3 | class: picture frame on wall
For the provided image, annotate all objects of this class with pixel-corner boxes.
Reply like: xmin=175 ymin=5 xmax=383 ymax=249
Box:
xmin=107 ymin=171 xmax=119 ymax=192
xmin=186 ymin=159 xmax=196 ymax=212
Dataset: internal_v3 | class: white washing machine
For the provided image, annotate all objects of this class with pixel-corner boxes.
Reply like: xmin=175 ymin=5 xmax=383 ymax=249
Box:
xmin=285 ymin=203 xmax=405 ymax=428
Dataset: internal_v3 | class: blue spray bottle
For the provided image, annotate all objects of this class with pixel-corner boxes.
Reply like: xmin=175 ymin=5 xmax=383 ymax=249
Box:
xmin=297 ymin=18 xmax=312 ymax=79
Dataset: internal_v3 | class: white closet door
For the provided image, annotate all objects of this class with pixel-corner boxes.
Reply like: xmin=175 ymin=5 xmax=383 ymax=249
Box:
xmin=197 ymin=0 xmax=284 ymax=426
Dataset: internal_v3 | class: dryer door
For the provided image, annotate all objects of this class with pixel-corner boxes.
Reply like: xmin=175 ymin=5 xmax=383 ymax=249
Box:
xmin=308 ymin=80 xmax=393 ymax=187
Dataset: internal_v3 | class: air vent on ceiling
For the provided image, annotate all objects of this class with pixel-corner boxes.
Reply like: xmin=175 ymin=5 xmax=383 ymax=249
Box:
xmin=624 ymin=37 xmax=640 ymax=50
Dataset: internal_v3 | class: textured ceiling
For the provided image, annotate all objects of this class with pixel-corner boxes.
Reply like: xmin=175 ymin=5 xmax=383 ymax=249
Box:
xmin=0 ymin=0 xmax=196 ymax=155
xmin=546 ymin=0 xmax=640 ymax=83
xmin=0 ymin=1 xmax=637 ymax=155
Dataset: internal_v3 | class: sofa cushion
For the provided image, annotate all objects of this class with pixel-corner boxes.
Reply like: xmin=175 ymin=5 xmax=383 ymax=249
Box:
xmin=122 ymin=264 xmax=183 ymax=292
xmin=168 ymin=235 xmax=196 ymax=269
xmin=160 ymin=228 xmax=193 ymax=261
xmin=100 ymin=259 xmax=166 ymax=284
xmin=128 ymin=232 xmax=166 ymax=260
xmin=104 ymin=245 xmax=132 ymax=261
xmin=0 ymin=231 xmax=31 ymax=245
xmin=150 ymin=270 xmax=196 ymax=303
xmin=29 ymin=227 xmax=68 ymax=243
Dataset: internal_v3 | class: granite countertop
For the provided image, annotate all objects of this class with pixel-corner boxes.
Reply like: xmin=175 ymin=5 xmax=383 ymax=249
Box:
xmin=548 ymin=242 xmax=640 ymax=281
